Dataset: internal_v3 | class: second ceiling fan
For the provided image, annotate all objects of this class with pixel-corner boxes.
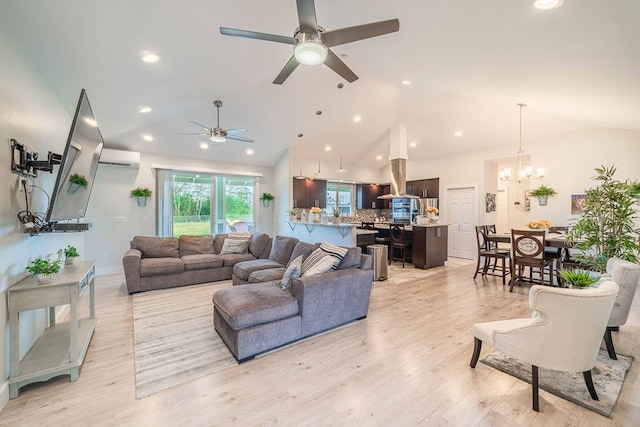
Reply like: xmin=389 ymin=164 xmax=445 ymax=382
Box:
xmin=220 ymin=0 xmax=399 ymax=84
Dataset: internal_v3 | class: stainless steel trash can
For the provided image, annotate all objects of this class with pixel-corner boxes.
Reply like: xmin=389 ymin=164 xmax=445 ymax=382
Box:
xmin=367 ymin=244 xmax=388 ymax=281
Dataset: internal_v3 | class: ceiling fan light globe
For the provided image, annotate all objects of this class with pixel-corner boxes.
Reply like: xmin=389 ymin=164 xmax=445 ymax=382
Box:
xmin=210 ymin=135 xmax=226 ymax=143
xmin=294 ymin=38 xmax=327 ymax=65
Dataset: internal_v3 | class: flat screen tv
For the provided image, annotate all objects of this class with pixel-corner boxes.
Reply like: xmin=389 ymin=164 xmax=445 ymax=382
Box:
xmin=46 ymin=89 xmax=104 ymax=224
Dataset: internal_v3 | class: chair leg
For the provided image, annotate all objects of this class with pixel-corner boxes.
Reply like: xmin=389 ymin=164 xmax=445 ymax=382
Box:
xmin=474 ymin=254 xmax=482 ymax=279
xmin=583 ymin=370 xmax=599 ymax=401
xmin=501 ymin=257 xmax=506 ymax=286
xmin=532 ymin=365 xmax=540 ymax=412
xmin=470 ymin=337 xmax=482 ymax=368
xmin=604 ymin=327 xmax=617 ymax=360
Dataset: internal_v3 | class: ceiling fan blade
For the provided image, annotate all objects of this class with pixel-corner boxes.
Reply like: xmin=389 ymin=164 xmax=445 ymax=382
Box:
xmin=189 ymin=120 xmax=212 ymax=131
xmin=324 ymin=49 xmax=358 ymax=83
xmin=226 ymin=128 xmax=248 ymax=135
xmin=296 ymin=0 xmax=318 ymax=34
xmin=177 ymin=132 xmax=209 ymax=136
xmin=273 ymin=56 xmax=300 ymax=84
xmin=220 ymin=27 xmax=296 ymax=45
xmin=227 ymin=134 xmax=254 ymax=143
xmin=322 ymin=19 xmax=400 ymax=47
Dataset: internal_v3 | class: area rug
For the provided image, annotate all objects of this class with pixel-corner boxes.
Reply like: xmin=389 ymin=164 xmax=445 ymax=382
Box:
xmin=132 ymin=281 xmax=237 ymax=398
xmin=481 ymin=349 xmax=633 ymax=417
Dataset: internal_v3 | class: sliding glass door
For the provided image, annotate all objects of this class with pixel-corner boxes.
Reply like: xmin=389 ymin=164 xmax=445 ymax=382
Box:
xmin=172 ymin=173 xmax=212 ymax=236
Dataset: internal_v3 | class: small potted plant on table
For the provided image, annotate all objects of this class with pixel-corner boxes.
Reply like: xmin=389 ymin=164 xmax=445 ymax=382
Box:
xmin=260 ymin=192 xmax=275 ymax=207
xmin=530 ymin=185 xmax=557 ymax=206
xmin=26 ymin=258 xmax=62 ymax=283
xmin=68 ymin=174 xmax=88 ymax=194
xmin=64 ymin=245 xmax=80 ymax=265
xmin=131 ymin=187 xmax=153 ymax=207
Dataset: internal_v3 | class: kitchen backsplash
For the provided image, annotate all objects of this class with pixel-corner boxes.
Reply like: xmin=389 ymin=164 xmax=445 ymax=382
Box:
xmin=341 ymin=209 xmax=391 ymax=224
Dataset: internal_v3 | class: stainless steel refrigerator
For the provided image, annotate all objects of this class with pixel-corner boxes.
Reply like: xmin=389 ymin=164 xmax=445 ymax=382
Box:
xmin=410 ymin=198 xmax=439 ymax=223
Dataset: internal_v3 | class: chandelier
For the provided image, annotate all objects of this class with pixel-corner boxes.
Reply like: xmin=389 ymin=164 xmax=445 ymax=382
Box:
xmin=499 ymin=103 xmax=545 ymax=183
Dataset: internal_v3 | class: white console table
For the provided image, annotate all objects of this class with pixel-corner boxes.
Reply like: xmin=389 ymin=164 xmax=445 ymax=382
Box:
xmin=8 ymin=260 xmax=96 ymax=398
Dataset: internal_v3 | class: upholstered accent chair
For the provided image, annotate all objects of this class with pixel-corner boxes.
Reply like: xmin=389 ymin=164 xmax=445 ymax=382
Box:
xmin=470 ymin=281 xmax=618 ymax=412
xmin=603 ymin=257 xmax=640 ymax=359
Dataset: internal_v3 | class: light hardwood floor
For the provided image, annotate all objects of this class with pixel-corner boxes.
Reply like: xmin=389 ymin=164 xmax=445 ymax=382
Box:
xmin=2 ymin=259 xmax=639 ymax=426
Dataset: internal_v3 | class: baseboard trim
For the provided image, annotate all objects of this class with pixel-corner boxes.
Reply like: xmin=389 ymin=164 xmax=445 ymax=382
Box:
xmin=0 ymin=380 xmax=9 ymax=414
xmin=96 ymin=266 xmax=123 ymax=276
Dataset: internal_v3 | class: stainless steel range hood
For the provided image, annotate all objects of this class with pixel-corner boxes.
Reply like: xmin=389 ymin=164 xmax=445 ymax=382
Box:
xmin=378 ymin=124 xmax=418 ymax=199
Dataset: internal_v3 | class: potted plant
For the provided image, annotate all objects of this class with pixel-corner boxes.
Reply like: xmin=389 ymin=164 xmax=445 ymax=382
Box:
xmin=68 ymin=174 xmax=88 ymax=194
xmin=26 ymin=258 xmax=62 ymax=283
xmin=530 ymin=185 xmax=557 ymax=206
xmin=260 ymin=192 xmax=275 ymax=207
xmin=331 ymin=205 xmax=340 ymax=223
xmin=566 ymin=165 xmax=640 ymax=272
xmin=287 ymin=209 xmax=297 ymax=221
xmin=558 ymin=269 xmax=599 ymax=289
xmin=130 ymin=187 xmax=153 ymax=207
xmin=64 ymin=245 xmax=79 ymax=265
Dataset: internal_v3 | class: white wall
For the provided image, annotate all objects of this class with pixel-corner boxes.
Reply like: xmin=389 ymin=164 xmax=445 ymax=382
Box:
xmin=85 ymin=151 xmax=275 ymax=275
xmin=0 ymin=30 xmax=84 ymax=410
xmin=274 ymin=148 xmax=292 ymax=237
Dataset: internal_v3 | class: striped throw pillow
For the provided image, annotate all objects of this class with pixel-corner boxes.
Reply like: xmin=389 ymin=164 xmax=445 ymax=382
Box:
xmin=301 ymin=248 xmax=337 ymax=275
xmin=319 ymin=242 xmax=348 ymax=268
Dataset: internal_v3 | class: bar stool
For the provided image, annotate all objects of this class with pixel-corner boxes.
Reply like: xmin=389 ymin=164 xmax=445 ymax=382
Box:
xmin=389 ymin=223 xmax=411 ymax=268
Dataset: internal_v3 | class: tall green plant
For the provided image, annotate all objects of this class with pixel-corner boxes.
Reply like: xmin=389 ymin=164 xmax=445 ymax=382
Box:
xmin=566 ymin=165 xmax=640 ymax=272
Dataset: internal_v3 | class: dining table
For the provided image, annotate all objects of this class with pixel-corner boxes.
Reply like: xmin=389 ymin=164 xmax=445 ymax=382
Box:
xmin=484 ymin=231 xmax=577 ymax=271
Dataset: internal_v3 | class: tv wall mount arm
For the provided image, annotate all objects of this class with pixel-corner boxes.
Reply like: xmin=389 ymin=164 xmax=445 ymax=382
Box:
xmin=10 ymin=139 xmax=61 ymax=177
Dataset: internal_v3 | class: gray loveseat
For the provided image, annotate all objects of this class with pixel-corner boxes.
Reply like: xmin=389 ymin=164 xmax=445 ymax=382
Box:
xmin=213 ymin=236 xmax=374 ymax=362
xmin=123 ymin=233 xmax=271 ymax=294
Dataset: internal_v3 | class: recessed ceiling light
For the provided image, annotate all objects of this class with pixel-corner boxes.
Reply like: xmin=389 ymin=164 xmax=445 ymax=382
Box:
xmin=325 ymin=145 xmax=332 ymax=152
xmin=246 ymin=148 xmax=254 ymax=155
xmin=409 ymin=141 xmax=417 ymax=148
xmin=376 ymin=155 xmax=383 ymax=160
xmin=401 ymin=80 xmax=411 ymax=85
xmin=139 ymin=106 xmax=152 ymax=114
xmin=353 ymin=115 xmax=362 ymax=123
xmin=454 ymin=130 xmax=463 ymax=137
xmin=141 ymin=52 xmax=159 ymax=63
xmin=200 ymin=142 xmax=209 ymax=149
xmin=142 ymin=134 xmax=153 ymax=141
xmin=534 ymin=0 xmax=564 ymax=10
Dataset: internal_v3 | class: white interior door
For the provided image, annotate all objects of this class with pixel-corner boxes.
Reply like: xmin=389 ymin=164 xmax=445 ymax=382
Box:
xmin=448 ymin=187 xmax=475 ymax=259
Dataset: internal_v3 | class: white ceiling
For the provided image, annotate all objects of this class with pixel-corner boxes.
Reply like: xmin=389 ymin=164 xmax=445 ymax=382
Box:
xmin=2 ymin=0 xmax=639 ymax=168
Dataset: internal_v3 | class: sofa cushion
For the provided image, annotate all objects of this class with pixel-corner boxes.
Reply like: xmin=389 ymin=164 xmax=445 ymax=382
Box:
xmin=336 ymin=246 xmax=363 ymax=270
xmin=133 ymin=236 xmax=179 ymax=258
xmin=213 ymin=234 xmax=228 ymax=254
xmin=286 ymin=241 xmax=316 ymax=267
xmin=249 ymin=232 xmax=270 ymax=258
xmin=220 ymin=237 xmax=250 ymax=255
xmin=182 ymin=254 xmax=224 ymax=271
xmin=280 ymin=256 xmax=303 ymax=290
xmin=234 ymin=259 xmax=285 ymax=281
xmin=220 ymin=253 xmax=256 ymax=267
xmin=140 ymin=257 xmax=185 ymax=276
xmin=179 ymin=235 xmax=214 ymax=256
xmin=268 ymin=235 xmax=299 ymax=265
xmin=213 ymin=283 xmax=299 ymax=330
xmin=248 ymin=268 xmax=286 ymax=283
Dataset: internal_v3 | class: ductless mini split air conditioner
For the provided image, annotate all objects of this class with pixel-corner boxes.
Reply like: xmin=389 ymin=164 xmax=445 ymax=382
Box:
xmin=98 ymin=148 xmax=140 ymax=168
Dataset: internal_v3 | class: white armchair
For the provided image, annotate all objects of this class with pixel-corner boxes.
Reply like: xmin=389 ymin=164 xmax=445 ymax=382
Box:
xmin=470 ymin=281 xmax=618 ymax=412
xmin=604 ymin=258 xmax=640 ymax=359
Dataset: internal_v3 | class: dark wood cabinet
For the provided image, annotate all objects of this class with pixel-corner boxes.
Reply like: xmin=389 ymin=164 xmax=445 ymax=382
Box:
xmin=412 ymin=225 xmax=448 ymax=269
xmin=407 ymin=178 xmax=439 ymax=198
xmin=381 ymin=185 xmax=391 ymax=209
xmin=292 ymin=178 xmax=327 ymax=208
xmin=357 ymin=184 xmax=383 ymax=209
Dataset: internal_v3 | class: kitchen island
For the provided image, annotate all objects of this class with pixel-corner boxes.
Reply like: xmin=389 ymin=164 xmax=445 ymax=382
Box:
xmin=282 ymin=221 xmax=372 ymax=247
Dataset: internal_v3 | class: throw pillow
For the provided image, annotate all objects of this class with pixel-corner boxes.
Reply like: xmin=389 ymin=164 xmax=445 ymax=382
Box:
xmin=220 ymin=238 xmax=250 ymax=255
xmin=319 ymin=242 xmax=348 ymax=270
xmin=302 ymin=255 xmax=338 ymax=277
xmin=280 ymin=255 xmax=303 ymax=290
xmin=301 ymin=248 xmax=339 ymax=275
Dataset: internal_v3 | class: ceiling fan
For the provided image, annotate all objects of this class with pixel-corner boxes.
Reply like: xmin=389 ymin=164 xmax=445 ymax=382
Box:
xmin=178 ymin=100 xmax=254 ymax=143
xmin=220 ymin=0 xmax=399 ymax=84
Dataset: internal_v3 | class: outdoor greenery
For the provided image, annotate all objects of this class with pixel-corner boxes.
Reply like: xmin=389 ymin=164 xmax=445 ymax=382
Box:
xmin=64 ymin=245 xmax=79 ymax=258
xmin=130 ymin=187 xmax=153 ymax=197
xmin=530 ymin=185 xmax=557 ymax=197
xmin=566 ymin=165 xmax=640 ymax=272
xmin=558 ymin=269 xmax=599 ymax=288
xmin=69 ymin=174 xmax=88 ymax=187
xmin=25 ymin=258 xmax=62 ymax=275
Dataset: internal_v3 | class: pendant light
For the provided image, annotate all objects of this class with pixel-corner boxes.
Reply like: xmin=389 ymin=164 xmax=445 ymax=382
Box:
xmin=499 ymin=103 xmax=545 ymax=183
xmin=294 ymin=133 xmax=306 ymax=179
xmin=336 ymin=83 xmax=347 ymax=173
xmin=315 ymin=161 xmax=322 ymax=176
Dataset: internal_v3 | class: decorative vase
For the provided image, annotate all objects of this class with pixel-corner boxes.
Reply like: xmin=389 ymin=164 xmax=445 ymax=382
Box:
xmin=262 ymin=199 xmax=270 ymax=208
xmin=65 ymin=256 xmax=76 ymax=265
xmin=537 ymin=195 xmax=548 ymax=206
xmin=68 ymin=183 xmax=81 ymax=194
xmin=311 ymin=213 xmax=320 ymax=223
xmin=37 ymin=273 xmax=53 ymax=284
xmin=137 ymin=196 xmax=147 ymax=207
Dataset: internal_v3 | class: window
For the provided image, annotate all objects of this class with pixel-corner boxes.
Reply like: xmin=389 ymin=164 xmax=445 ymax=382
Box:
xmin=326 ymin=183 xmax=355 ymax=215
xmin=156 ymin=169 xmax=256 ymax=237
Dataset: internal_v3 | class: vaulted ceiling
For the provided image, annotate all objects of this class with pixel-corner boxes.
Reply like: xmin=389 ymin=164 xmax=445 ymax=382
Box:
xmin=2 ymin=0 xmax=638 ymax=168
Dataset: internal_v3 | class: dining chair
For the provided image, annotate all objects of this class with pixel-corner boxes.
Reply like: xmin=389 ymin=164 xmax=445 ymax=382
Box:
xmin=389 ymin=223 xmax=411 ymax=268
xmin=510 ymin=229 xmax=555 ymax=292
xmin=470 ymin=281 xmax=619 ymax=412
xmin=473 ymin=225 xmax=511 ymax=286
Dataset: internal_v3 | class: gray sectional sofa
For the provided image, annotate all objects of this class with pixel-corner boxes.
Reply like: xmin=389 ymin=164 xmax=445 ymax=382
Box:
xmin=123 ymin=233 xmax=271 ymax=294
xmin=214 ymin=236 xmax=374 ymax=362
